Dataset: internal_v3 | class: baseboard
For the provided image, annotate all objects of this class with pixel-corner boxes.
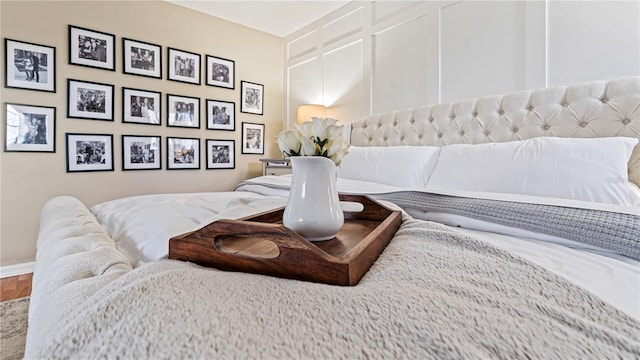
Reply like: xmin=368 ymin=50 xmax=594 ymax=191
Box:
xmin=0 ymin=261 xmax=35 ymax=278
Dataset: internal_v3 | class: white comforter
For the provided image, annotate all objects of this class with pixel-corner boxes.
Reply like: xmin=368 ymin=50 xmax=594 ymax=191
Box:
xmin=89 ymin=176 xmax=640 ymax=321
xmin=28 ymin=195 xmax=640 ymax=359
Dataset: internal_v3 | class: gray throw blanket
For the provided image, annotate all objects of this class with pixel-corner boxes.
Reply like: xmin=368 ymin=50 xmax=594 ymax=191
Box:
xmin=26 ymin=196 xmax=640 ymax=359
xmin=372 ymin=192 xmax=640 ymax=259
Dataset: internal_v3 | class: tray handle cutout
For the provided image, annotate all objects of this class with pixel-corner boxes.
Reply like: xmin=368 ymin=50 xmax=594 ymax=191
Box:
xmin=340 ymin=201 xmax=364 ymax=213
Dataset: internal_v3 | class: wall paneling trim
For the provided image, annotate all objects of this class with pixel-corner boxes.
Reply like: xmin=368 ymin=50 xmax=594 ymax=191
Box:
xmin=284 ymin=0 xmax=640 ymax=128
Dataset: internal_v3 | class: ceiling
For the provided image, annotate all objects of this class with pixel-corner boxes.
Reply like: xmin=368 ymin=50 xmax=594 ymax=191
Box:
xmin=166 ymin=1 xmax=350 ymax=37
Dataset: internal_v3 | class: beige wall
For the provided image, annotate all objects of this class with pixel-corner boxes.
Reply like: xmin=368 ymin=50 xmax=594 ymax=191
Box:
xmin=0 ymin=1 xmax=284 ymax=264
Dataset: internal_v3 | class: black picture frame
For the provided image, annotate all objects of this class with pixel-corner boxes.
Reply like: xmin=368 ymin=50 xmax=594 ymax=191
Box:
xmin=68 ymin=25 xmax=115 ymax=71
xmin=123 ymin=38 xmax=162 ymax=79
xmin=206 ymin=139 xmax=235 ymax=169
xmin=206 ymin=99 xmax=235 ymax=131
xmin=240 ymin=81 xmax=264 ymax=115
xmin=168 ymin=47 xmax=201 ymax=85
xmin=4 ymin=38 xmax=56 ymax=92
xmin=167 ymin=136 xmax=200 ymax=170
xmin=4 ymin=102 xmax=56 ymax=152
xmin=67 ymin=79 xmax=114 ymax=121
xmin=65 ymin=133 xmax=114 ymax=172
xmin=206 ymin=55 xmax=235 ymax=89
xmin=167 ymin=94 xmax=200 ymax=128
xmin=122 ymin=135 xmax=161 ymax=171
xmin=241 ymin=122 xmax=265 ymax=154
xmin=122 ymin=87 xmax=161 ymax=126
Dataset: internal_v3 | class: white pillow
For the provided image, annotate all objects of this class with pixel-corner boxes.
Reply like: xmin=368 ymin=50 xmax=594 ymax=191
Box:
xmin=628 ymin=182 xmax=640 ymax=208
xmin=338 ymin=146 xmax=440 ymax=188
xmin=426 ymin=137 xmax=638 ymax=206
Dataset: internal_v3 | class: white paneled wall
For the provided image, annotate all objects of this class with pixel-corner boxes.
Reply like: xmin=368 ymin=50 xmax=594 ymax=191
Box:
xmin=440 ymin=1 xmax=527 ymax=101
xmin=288 ymin=57 xmax=323 ymax=119
xmin=547 ymin=1 xmax=640 ymax=86
xmin=283 ymin=0 xmax=640 ymax=129
xmin=324 ymin=40 xmax=368 ymax=121
xmin=372 ymin=13 xmax=430 ymax=113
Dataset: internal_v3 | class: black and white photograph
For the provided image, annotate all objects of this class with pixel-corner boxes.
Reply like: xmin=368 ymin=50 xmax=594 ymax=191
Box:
xmin=240 ymin=81 xmax=264 ymax=115
xmin=206 ymin=55 xmax=234 ymax=89
xmin=68 ymin=25 xmax=115 ymax=71
xmin=168 ymin=48 xmax=201 ymax=85
xmin=4 ymin=103 xmax=55 ymax=152
xmin=123 ymin=88 xmax=161 ymax=125
xmin=206 ymin=139 xmax=235 ymax=169
xmin=122 ymin=135 xmax=161 ymax=170
xmin=206 ymin=99 xmax=235 ymax=131
xmin=241 ymin=122 xmax=265 ymax=154
xmin=5 ymin=38 xmax=55 ymax=92
xmin=167 ymin=137 xmax=200 ymax=170
xmin=66 ymin=133 xmax=113 ymax=172
xmin=167 ymin=94 xmax=200 ymax=128
xmin=123 ymin=38 xmax=162 ymax=78
xmin=67 ymin=79 xmax=114 ymax=121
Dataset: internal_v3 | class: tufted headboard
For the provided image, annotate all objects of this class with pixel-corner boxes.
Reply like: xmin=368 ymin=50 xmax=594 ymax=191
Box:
xmin=350 ymin=77 xmax=640 ymax=186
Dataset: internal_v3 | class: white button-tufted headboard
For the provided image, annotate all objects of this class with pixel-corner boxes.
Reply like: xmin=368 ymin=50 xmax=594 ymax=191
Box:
xmin=350 ymin=77 xmax=640 ymax=186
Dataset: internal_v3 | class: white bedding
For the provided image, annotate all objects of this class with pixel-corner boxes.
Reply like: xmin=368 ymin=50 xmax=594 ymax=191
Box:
xmin=241 ymin=175 xmax=640 ymax=215
xmin=91 ymin=191 xmax=276 ymax=267
xmin=454 ymin=227 xmax=640 ymax=321
xmin=31 ymin=196 xmax=640 ymax=358
xmin=90 ymin=176 xmax=640 ymax=321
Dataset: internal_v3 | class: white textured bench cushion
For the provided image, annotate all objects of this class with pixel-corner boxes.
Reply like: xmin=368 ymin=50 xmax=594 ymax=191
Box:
xmin=27 ymin=196 xmax=132 ymax=348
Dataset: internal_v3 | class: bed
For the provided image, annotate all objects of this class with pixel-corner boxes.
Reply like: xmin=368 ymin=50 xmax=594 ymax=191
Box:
xmin=25 ymin=77 xmax=640 ymax=358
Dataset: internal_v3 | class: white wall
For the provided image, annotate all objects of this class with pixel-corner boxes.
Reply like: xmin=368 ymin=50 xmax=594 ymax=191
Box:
xmin=547 ymin=1 xmax=640 ymax=85
xmin=283 ymin=0 xmax=640 ymax=127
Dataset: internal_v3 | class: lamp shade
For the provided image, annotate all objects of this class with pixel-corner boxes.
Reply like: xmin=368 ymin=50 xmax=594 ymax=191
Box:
xmin=297 ymin=104 xmax=327 ymax=124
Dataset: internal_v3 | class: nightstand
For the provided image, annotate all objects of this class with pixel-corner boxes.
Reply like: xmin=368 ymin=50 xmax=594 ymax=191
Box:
xmin=259 ymin=158 xmax=292 ymax=176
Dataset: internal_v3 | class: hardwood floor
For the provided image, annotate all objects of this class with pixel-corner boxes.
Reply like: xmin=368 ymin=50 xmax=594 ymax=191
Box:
xmin=0 ymin=273 xmax=33 ymax=302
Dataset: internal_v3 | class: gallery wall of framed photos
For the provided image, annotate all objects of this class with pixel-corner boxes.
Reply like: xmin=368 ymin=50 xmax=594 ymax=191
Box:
xmin=0 ymin=0 xmax=285 ymax=264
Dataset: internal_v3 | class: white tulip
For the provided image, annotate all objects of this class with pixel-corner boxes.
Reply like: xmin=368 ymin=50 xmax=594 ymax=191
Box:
xmin=317 ymin=117 xmax=338 ymax=127
xmin=277 ymin=130 xmax=301 ymax=156
xmin=279 ymin=117 xmax=349 ymax=165
xmin=296 ymin=121 xmax=314 ymax=139
xmin=312 ymin=117 xmax=328 ymax=142
xmin=326 ymin=124 xmax=343 ymax=141
xmin=327 ymin=136 xmax=345 ymax=157
xmin=329 ymin=137 xmax=348 ymax=163
xmin=300 ymin=136 xmax=317 ymax=156
xmin=331 ymin=147 xmax=349 ymax=166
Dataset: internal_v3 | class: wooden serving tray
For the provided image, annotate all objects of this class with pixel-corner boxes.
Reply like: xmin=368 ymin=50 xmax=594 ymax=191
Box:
xmin=168 ymin=194 xmax=402 ymax=286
